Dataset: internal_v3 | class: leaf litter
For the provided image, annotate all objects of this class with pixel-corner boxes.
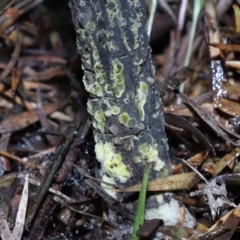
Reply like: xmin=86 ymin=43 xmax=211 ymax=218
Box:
xmin=1 ymin=1 xmax=240 ymax=239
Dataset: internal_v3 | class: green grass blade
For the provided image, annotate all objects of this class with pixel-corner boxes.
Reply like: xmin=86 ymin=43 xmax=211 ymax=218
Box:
xmin=131 ymin=162 xmax=150 ymax=240
xmin=233 ymin=4 xmax=240 ymax=32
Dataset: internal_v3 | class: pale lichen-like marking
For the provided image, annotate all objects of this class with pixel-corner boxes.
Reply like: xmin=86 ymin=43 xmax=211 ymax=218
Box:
xmin=147 ymin=77 xmax=155 ymax=83
xmin=84 ymin=82 xmax=103 ymax=97
xmin=135 ymin=81 xmax=148 ymax=121
xmin=108 ymin=40 xmax=119 ymax=52
xmin=101 ymin=174 xmax=117 ymax=198
xmin=111 ymin=105 xmax=120 ymax=115
xmin=106 ymin=0 xmax=118 ymax=22
xmin=112 ymin=59 xmax=125 ymax=98
xmin=94 ymin=110 xmax=106 ymax=132
xmin=130 ymin=21 xmax=140 ymax=49
xmin=94 ymin=62 xmax=105 ymax=84
xmin=95 ymin=140 xmax=131 ymax=187
xmin=104 ymin=84 xmax=113 ymax=95
xmin=87 ymin=101 xmax=93 ymax=115
xmin=118 ymin=112 xmax=131 ymax=127
xmin=138 ymin=142 xmax=166 ymax=171
xmin=85 ymin=22 xmax=96 ymax=32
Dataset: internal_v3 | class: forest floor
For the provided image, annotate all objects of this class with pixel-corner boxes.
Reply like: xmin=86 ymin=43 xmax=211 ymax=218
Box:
xmin=0 ymin=0 xmax=240 ymax=239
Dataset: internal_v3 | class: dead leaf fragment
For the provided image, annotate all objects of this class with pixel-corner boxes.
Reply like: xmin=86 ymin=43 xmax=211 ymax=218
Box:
xmin=0 ymin=101 xmax=67 ymax=134
xmin=208 ymin=42 xmax=240 ymax=52
xmin=221 ymin=81 xmax=240 ymax=98
xmin=215 ymin=97 xmax=240 ymax=117
xmin=117 ymin=172 xmax=198 ymax=192
xmin=206 ymin=204 xmax=240 ymax=240
xmin=213 ymin=148 xmax=240 ymax=177
xmin=10 ymin=174 xmax=29 ymax=240
xmin=0 ymin=208 xmax=11 ymax=240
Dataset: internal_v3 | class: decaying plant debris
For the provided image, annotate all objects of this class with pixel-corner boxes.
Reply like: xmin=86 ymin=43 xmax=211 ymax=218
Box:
xmin=1 ymin=0 xmax=240 ymax=239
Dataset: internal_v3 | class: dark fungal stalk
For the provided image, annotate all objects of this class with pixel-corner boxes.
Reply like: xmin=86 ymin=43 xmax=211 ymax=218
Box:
xmin=69 ymin=0 xmax=195 ymax=238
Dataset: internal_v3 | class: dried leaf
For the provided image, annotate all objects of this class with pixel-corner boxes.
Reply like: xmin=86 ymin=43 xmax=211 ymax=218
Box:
xmin=0 ymin=34 xmax=21 ymax=81
xmin=136 ymin=219 xmax=163 ymax=238
xmin=0 ymin=149 xmax=36 ymax=169
xmin=204 ymin=12 xmax=221 ymax=58
xmin=198 ymin=221 xmax=231 ymax=240
xmin=159 ymin=66 xmax=193 ymax=97
xmin=22 ymin=66 xmax=65 ymax=82
xmin=221 ymin=81 xmax=240 ymax=97
xmin=11 ymin=67 xmax=20 ymax=94
xmin=182 ymin=159 xmax=236 ymax=220
xmin=0 ymin=101 xmax=67 ymax=134
xmin=165 ymin=114 xmax=214 ymax=154
xmin=215 ymin=97 xmax=240 ymax=117
xmin=0 ymin=208 xmax=11 ymax=240
xmin=187 ymin=151 xmax=209 ymax=167
xmin=190 ymin=179 xmax=236 ymax=220
xmin=225 ymin=60 xmax=240 ymax=71
xmin=233 ymin=4 xmax=240 ymax=32
xmin=178 ymin=92 xmax=240 ymax=146
xmin=158 ymin=225 xmax=203 ymax=239
xmin=10 ymin=174 xmax=29 ymax=240
xmin=164 ymin=103 xmax=214 ymax=117
xmin=117 ymin=172 xmax=198 ymax=192
xmin=206 ymin=204 xmax=240 ymax=240
xmin=213 ymin=148 xmax=240 ymax=177
xmin=208 ymin=42 xmax=240 ymax=52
